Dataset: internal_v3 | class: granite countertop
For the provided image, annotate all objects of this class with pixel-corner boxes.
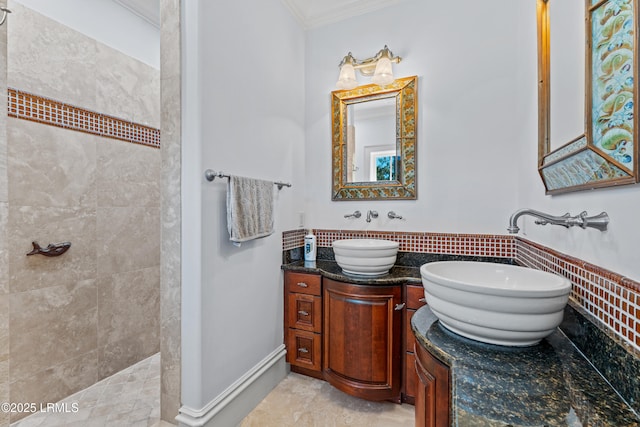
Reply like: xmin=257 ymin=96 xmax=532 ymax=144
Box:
xmin=282 ymin=259 xmax=423 ymax=285
xmin=411 ymin=306 xmax=640 ymax=426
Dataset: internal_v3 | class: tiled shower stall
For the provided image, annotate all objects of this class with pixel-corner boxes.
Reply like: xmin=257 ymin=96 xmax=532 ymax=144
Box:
xmin=0 ymin=2 xmax=161 ymax=424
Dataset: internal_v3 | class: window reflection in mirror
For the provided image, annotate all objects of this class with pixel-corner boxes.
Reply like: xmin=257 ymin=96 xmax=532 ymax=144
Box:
xmin=346 ymin=96 xmax=397 ymax=183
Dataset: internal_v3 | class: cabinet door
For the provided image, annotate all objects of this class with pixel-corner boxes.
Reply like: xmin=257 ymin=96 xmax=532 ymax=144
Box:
xmin=415 ymin=343 xmax=450 ymax=427
xmin=323 ymin=278 xmax=402 ymax=402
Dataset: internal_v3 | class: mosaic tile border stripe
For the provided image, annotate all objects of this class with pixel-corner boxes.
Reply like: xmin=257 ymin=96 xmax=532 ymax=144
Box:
xmin=516 ymin=238 xmax=640 ymax=353
xmin=7 ymin=88 xmax=161 ymax=149
xmin=282 ymin=229 xmax=515 ymax=258
xmin=282 ymin=229 xmax=306 ymax=251
xmin=282 ymin=229 xmax=640 ymax=352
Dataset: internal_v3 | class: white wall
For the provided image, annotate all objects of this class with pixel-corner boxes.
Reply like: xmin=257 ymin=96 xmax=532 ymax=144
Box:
xmin=514 ymin=1 xmax=640 ymax=282
xmin=181 ymin=0 xmax=305 ymax=412
xmin=304 ymin=0 xmax=521 ymax=234
xmin=13 ymin=0 xmax=159 ymax=68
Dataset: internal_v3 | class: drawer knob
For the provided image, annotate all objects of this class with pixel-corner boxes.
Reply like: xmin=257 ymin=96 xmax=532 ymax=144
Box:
xmin=419 ymin=298 xmax=427 ymax=303
xmin=298 ymin=310 xmax=309 ymax=316
xmin=296 ymin=282 xmax=308 ymax=288
xmin=394 ymin=303 xmax=406 ymax=311
xmin=298 ymin=347 xmax=309 ymax=353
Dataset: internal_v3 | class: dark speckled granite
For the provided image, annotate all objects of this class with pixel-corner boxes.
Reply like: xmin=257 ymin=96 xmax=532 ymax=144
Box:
xmin=282 ymin=259 xmax=422 ymax=285
xmin=282 ymin=250 xmax=515 ymax=285
xmin=560 ymin=303 xmax=640 ymax=414
xmin=282 ymin=247 xmax=516 ymax=268
xmin=394 ymin=251 xmax=516 ymax=268
xmin=411 ymin=307 xmax=640 ymax=426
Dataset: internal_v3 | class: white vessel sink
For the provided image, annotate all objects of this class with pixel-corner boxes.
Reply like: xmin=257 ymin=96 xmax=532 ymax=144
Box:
xmin=332 ymin=239 xmax=399 ymax=277
xmin=420 ymin=261 xmax=571 ymax=346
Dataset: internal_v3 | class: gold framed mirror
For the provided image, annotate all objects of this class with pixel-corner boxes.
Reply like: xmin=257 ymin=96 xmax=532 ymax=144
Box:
xmin=537 ymin=0 xmax=639 ymax=194
xmin=331 ymin=76 xmax=417 ymax=200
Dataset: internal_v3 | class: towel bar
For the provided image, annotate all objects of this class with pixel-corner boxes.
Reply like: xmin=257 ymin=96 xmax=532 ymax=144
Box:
xmin=204 ymin=169 xmax=292 ymax=190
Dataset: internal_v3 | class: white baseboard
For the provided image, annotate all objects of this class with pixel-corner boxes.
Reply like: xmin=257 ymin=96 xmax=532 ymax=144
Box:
xmin=176 ymin=345 xmax=287 ymax=427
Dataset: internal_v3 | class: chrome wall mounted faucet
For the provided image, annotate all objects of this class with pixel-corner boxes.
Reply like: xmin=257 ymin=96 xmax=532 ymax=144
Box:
xmin=366 ymin=210 xmax=378 ymax=223
xmin=344 ymin=210 xmax=361 ymax=219
xmin=507 ymin=209 xmax=609 ymax=234
xmin=387 ymin=211 xmax=403 ymax=220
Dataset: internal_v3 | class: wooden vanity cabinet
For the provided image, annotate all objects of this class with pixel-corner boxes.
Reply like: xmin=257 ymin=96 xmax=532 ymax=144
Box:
xmin=414 ymin=341 xmax=450 ymax=427
xmin=323 ymin=278 xmax=403 ymax=402
xmin=284 ymin=271 xmax=323 ymax=379
xmin=403 ymin=284 xmax=428 ymax=404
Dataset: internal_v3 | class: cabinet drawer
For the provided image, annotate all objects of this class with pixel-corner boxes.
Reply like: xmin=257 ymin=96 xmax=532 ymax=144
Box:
xmin=285 ymin=272 xmax=321 ymax=296
xmin=287 ymin=329 xmax=322 ymax=372
xmin=407 ymin=284 xmax=427 ymax=309
xmin=287 ymin=293 xmax=322 ymax=332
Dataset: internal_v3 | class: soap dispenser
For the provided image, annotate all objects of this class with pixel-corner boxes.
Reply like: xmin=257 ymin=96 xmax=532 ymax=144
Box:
xmin=304 ymin=229 xmax=317 ymax=267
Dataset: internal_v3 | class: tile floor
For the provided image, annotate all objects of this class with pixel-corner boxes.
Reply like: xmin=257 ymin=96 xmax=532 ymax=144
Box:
xmin=240 ymin=373 xmax=415 ymax=427
xmin=10 ymin=356 xmax=415 ymax=427
xmin=9 ymin=353 xmax=172 ymax=427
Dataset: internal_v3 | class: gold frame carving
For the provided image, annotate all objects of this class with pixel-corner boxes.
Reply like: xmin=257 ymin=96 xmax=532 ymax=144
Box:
xmin=537 ymin=0 xmax=639 ymax=194
xmin=331 ymin=76 xmax=417 ymax=201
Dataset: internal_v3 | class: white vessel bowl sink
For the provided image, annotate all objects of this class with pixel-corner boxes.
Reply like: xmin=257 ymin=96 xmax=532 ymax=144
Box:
xmin=332 ymin=239 xmax=399 ymax=277
xmin=420 ymin=261 xmax=571 ymax=347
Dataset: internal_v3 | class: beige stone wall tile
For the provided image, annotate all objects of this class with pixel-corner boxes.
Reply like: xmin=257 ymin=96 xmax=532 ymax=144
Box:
xmin=0 ymin=358 xmax=7 ymax=427
xmin=8 ymin=119 xmax=97 ymax=208
xmin=97 ymin=267 xmax=160 ymax=347
xmin=0 ymin=295 xmax=7 ymax=360
xmin=97 ymin=327 xmax=160 ymax=380
xmin=160 ymin=391 xmax=180 ymax=424
xmin=160 ymin=0 xmax=181 ymax=419
xmin=97 ymin=206 xmax=160 ymax=277
xmin=8 ymin=206 xmax=97 ymax=293
xmin=0 ymin=101 xmax=6 ymax=206
xmin=9 ymin=350 xmax=98 ymax=423
xmin=0 ymin=3 xmax=8 ymax=424
xmin=9 ymin=280 xmax=97 ymax=382
xmin=0 ymin=295 xmax=8 ymax=426
xmin=97 ymin=139 xmax=160 ymax=208
xmin=0 ymin=142 xmax=6 ymax=205
xmin=0 ymin=203 xmax=7 ymax=295
xmin=95 ymin=44 xmax=160 ymax=128
xmin=7 ymin=1 xmax=97 ymax=110
xmin=0 ymin=0 xmax=7 ymax=207
xmin=160 ymin=326 xmax=180 ymax=399
xmin=160 ymin=0 xmax=180 ymax=80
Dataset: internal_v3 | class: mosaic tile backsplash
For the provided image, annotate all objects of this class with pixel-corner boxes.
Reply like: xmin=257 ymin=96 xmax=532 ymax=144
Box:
xmin=283 ymin=229 xmax=515 ymax=258
xmin=8 ymin=88 xmax=161 ymax=149
xmin=516 ymin=238 xmax=640 ymax=352
xmin=282 ymin=229 xmax=640 ymax=354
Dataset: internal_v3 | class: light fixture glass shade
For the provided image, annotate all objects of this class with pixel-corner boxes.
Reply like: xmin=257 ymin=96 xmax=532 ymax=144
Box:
xmin=336 ymin=63 xmax=358 ymax=90
xmin=371 ymin=57 xmax=394 ymax=86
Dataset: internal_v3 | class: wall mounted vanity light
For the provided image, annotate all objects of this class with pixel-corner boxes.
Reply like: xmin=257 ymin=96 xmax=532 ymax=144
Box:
xmin=336 ymin=45 xmax=402 ymax=90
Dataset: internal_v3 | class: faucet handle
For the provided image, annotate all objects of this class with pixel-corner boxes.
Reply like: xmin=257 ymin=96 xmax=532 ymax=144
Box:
xmin=388 ymin=211 xmax=403 ymax=220
xmin=580 ymin=211 xmax=609 ymax=231
xmin=344 ymin=210 xmax=361 ymax=219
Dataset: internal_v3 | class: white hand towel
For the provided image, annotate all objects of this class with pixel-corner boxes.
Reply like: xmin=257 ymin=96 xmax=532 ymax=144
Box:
xmin=226 ymin=176 xmax=275 ymax=243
